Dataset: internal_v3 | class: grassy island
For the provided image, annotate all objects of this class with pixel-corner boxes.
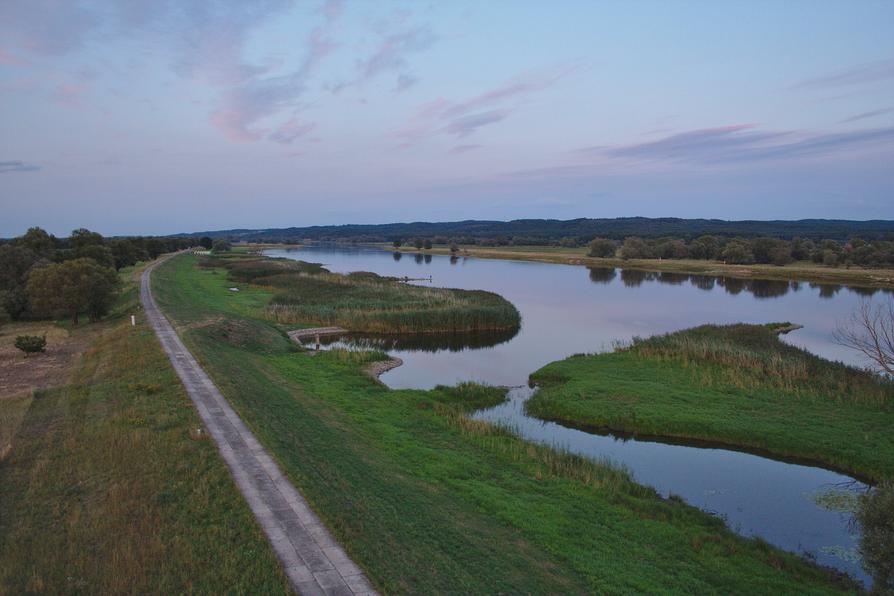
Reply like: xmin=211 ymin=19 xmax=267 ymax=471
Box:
xmin=529 ymin=324 xmax=894 ymax=483
xmin=202 ymin=253 xmax=521 ymax=334
xmin=145 ymin=253 xmax=862 ymax=593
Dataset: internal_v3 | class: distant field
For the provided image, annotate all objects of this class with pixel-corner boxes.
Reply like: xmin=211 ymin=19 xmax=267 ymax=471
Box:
xmin=528 ymin=324 xmax=894 ymax=483
xmin=147 ymin=253 xmax=860 ymax=594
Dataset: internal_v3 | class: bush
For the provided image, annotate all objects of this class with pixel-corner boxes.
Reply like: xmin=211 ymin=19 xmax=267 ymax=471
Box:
xmin=588 ymin=237 xmax=617 ymax=258
xmin=15 ymin=335 xmax=46 ymax=356
xmin=619 ymin=237 xmax=652 ymax=260
xmin=212 ymin=238 xmax=232 ymax=253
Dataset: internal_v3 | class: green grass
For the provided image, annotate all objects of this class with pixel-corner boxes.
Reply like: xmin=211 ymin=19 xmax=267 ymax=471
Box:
xmin=529 ymin=324 xmax=894 ymax=483
xmin=203 ymin=253 xmax=521 ymax=334
xmin=149 ymin=253 xmax=861 ymax=594
xmin=0 ymin=264 xmax=289 ymax=594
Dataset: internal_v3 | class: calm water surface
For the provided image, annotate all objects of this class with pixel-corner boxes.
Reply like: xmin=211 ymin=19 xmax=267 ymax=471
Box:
xmin=268 ymin=244 xmax=882 ymax=584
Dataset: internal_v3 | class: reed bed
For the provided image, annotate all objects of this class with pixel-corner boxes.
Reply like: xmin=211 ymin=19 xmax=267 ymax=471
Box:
xmin=626 ymin=324 xmax=893 ymax=406
xmin=205 ymin=255 xmax=521 ymax=334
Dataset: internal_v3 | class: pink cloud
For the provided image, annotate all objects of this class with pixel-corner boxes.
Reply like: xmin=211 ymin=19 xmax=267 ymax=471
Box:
xmin=209 ymin=0 xmax=342 ymax=142
xmin=397 ymin=65 xmax=575 ymax=144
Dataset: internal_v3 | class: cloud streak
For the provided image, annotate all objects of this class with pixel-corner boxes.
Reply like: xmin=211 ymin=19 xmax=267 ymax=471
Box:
xmin=587 ymin=124 xmax=894 ymax=165
xmin=793 ymin=59 xmax=894 ymax=90
xmin=840 ymin=107 xmax=893 ymax=124
xmin=398 ymin=65 xmax=574 ymax=144
xmin=0 ymin=160 xmax=41 ymax=173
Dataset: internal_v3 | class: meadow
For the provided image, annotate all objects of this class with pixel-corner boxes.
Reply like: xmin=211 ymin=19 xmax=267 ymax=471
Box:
xmin=147 ymin=253 xmax=861 ymax=593
xmin=528 ymin=324 xmax=894 ymax=483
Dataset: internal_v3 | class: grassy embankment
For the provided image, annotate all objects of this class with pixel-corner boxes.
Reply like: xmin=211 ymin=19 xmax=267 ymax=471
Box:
xmin=383 ymin=243 xmax=894 ymax=288
xmin=0 ymin=263 xmax=289 ymax=594
xmin=205 ymin=253 xmax=521 ymax=333
xmin=150 ymin=253 xmax=861 ymax=593
xmin=529 ymin=324 xmax=894 ymax=484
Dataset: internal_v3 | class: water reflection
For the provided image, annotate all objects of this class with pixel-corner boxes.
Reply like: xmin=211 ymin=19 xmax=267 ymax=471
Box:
xmin=587 ymin=267 xmax=616 ymax=284
xmin=307 ymin=327 xmax=520 ymax=353
xmin=392 ymin=251 xmax=402 ymax=261
xmin=590 ymin=266 xmax=882 ymax=301
xmin=474 ymin=387 xmax=870 ymax=586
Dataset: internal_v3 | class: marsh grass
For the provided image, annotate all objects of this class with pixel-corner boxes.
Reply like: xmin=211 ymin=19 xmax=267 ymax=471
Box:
xmin=529 ymin=324 xmax=894 ymax=481
xmin=628 ymin=324 xmax=892 ymax=407
xmin=204 ymin=254 xmax=521 ymax=334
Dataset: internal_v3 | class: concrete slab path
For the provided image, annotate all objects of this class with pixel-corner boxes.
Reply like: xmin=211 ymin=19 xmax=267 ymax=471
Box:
xmin=141 ymin=257 xmax=378 ymax=596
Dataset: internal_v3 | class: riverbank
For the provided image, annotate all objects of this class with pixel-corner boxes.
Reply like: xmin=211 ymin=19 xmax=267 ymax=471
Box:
xmin=376 ymin=243 xmax=894 ymax=289
xmin=0 ymin=262 xmax=289 ymax=593
xmin=149 ymin=253 xmax=861 ymax=593
xmin=528 ymin=323 xmax=894 ymax=484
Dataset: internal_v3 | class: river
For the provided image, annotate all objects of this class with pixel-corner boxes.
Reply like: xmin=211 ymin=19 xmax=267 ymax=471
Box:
xmin=268 ymin=244 xmax=885 ymax=585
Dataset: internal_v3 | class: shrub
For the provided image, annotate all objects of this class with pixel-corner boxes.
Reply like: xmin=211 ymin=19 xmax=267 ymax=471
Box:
xmin=619 ymin=237 xmax=652 ymax=259
xmin=15 ymin=334 xmax=46 ymax=356
xmin=587 ymin=238 xmax=617 ymax=258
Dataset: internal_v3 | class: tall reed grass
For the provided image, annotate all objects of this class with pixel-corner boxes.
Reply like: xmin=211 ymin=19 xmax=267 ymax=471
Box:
xmin=206 ymin=255 xmax=521 ymax=334
xmin=627 ymin=324 xmax=892 ymax=406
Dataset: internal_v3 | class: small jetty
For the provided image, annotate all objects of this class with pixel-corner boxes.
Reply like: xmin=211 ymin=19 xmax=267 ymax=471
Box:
xmin=287 ymin=326 xmax=347 ymax=345
xmin=773 ymin=323 xmax=804 ymax=335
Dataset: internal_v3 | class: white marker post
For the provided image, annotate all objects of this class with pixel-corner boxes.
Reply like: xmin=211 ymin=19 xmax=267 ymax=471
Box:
xmin=131 ymin=315 xmax=136 ymax=326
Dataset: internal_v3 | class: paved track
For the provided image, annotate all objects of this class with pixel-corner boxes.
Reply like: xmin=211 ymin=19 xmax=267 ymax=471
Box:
xmin=141 ymin=256 xmax=378 ymax=596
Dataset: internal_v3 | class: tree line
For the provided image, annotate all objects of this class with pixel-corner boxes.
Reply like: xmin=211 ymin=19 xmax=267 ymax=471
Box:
xmin=0 ymin=227 xmax=202 ymax=326
xmin=192 ymin=217 xmax=894 ymax=244
xmin=584 ymin=235 xmax=894 ymax=268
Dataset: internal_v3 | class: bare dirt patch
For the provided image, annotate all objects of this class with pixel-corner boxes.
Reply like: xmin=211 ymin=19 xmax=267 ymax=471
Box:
xmin=0 ymin=322 xmax=91 ymax=400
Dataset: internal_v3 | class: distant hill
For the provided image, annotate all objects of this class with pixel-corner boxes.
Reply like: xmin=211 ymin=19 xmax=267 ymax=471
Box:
xmin=184 ymin=217 xmax=894 ymax=243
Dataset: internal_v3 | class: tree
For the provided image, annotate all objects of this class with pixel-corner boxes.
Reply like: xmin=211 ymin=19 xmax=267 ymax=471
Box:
xmin=26 ymin=258 xmax=120 ymax=325
xmin=834 ymin=297 xmax=894 ymax=375
xmin=199 ymin=236 xmax=214 ymax=250
xmin=449 ymin=242 xmax=459 ymax=254
xmin=587 ymin=237 xmax=616 ymax=258
xmin=655 ymin=239 xmax=688 ymax=259
xmin=15 ymin=335 xmax=46 ymax=356
xmin=69 ymin=228 xmax=105 ymax=250
xmin=73 ymin=243 xmax=116 ymax=269
xmin=392 ymin=239 xmax=403 ymax=249
xmin=413 ymin=238 xmax=424 ymax=250
xmin=212 ymin=238 xmax=232 ymax=253
xmin=0 ymin=244 xmax=40 ymax=319
xmin=688 ymin=235 xmax=720 ymax=260
xmin=720 ymin=240 xmax=754 ymax=264
xmin=423 ymin=239 xmax=432 ymax=250
xmin=855 ymin=482 xmax=894 ymax=591
xmin=619 ymin=237 xmax=652 ymax=260
xmin=110 ymin=238 xmax=143 ymax=270
xmin=20 ymin=227 xmax=55 ymax=255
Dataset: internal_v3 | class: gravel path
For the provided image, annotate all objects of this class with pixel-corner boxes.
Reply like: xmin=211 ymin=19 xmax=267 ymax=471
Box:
xmin=141 ymin=257 xmax=378 ymax=596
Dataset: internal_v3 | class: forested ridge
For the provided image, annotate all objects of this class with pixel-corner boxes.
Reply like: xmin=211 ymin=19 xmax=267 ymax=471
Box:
xmin=188 ymin=217 xmax=894 ymax=244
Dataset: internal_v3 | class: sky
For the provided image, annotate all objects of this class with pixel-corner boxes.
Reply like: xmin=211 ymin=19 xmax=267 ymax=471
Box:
xmin=1 ymin=0 xmax=893 ymax=237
